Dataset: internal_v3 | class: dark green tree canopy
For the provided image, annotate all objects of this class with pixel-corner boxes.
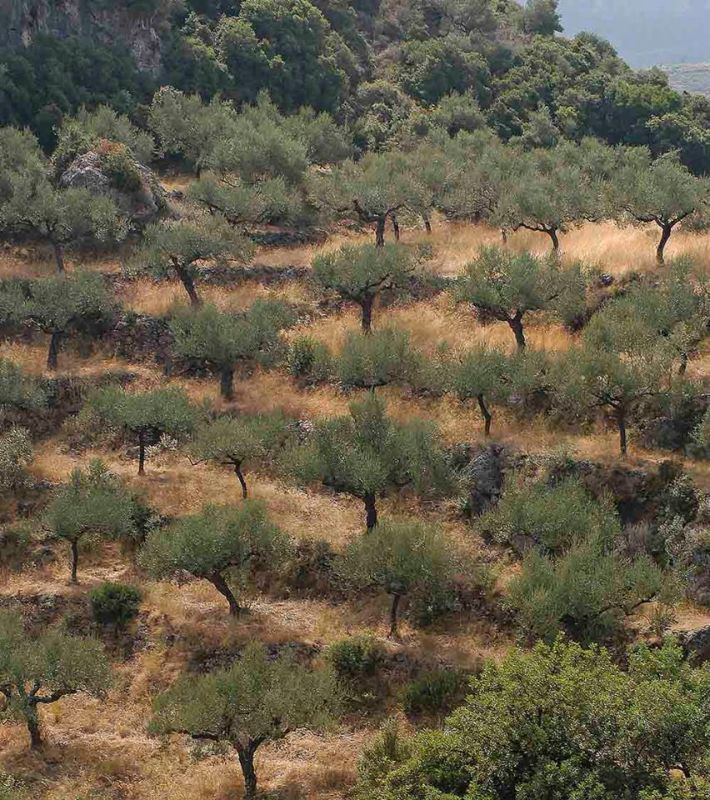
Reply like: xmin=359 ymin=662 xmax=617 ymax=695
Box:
xmin=357 ymin=637 xmax=710 ymax=800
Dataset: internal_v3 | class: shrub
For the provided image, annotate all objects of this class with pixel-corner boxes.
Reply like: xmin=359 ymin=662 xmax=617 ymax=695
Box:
xmin=287 ymin=335 xmax=333 ymax=385
xmin=0 ymin=428 xmax=32 ymax=493
xmin=99 ymin=140 xmax=143 ymax=192
xmin=400 ymin=668 xmax=468 ymax=717
xmin=327 ymin=636 xmax=384 ymax=680
xmin=89 ymin=582 xmax=142 ymax=628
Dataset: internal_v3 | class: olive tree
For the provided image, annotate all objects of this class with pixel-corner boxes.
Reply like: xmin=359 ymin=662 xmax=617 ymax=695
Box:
xmin=128 ymin=214 xmax=254 ymax=307
xmin=313 ymin=244 xmax=425 ymax=333
xmin=339 ymin=520 xmax=459 ymax=637
xmin=85 ymin=386 xmax=196 ymax=475
xmin=290 ymin=393 xmax=450 ymax=530
xmin=338 ymin=328 xmax=419 ymax=392
xmin=451 ymin=346 xmax=509 ymax=436
xmin=555 ymin=306 xmax=676 ymax=455
xmin=494 ymin=144 xmax=605 ymax=253
xmin=169 ymin=300 xmax=295 ymax=400
xmin=149 ymin=643 xmax=340 ymax=800
xmin=44 ymin=461 xmax=137 ymax=583
xmin=311 ymin=152 xmax=421 ymax=246
xmin=2 ymin=271 xmax=117 ymax=370
xmin=509 ymin=536 xmax=670 ymax=643
xmin=599 ymin=259 xmax=710 ymax=374
xmin=454 ymin=246 xmax=586 ymax=350
xmin=612 ymin=149 xmax=709 ymax=264
xmin=0 ymin=610 xmax=111 ymax=749
xmin=139 ymin=501 xmax=288 ymax=616
xmin=188 ymin=412 xmax=293 ymax=498
xmin=0 ymin=172 xmax=126 ymax=273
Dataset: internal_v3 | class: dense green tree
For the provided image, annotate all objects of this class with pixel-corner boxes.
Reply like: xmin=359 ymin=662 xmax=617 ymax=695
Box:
xmin=0 ymin=271 xmax=116 ymax=370
xmin=140 ymin=501 xmax=288 ymax=615
xmin=129 ymin=214 xmax=254 ymax=307
xmin=338 ymin=328 xmax=418 ymax=391
xmin=0 ymin=610 xmax=111 ymax=749
xmin=454 ymin=246 xmax=586 ymax=350
xmin=480 ymin=476 xmax=621 ymax=555
xmin=86 ymin=386 xmax=196 ymax=475
xmin=169 ymin=300 xmax=295 ymax=400
xmin=230 ymin=0 xmax=350 ymax=113
xmin=522 ymin=0 xmax=562 ymax=36
xmin=339 ymin=519 xmax=459 ymax=637
xmin=398 ymin=37 xmax=491 ymax=107
xmin=356 ymin=637 xmax=709 ymax=799
xmin=290 ymin=393 xmax=450 ymax=530
xmin=188 ymin=412 xmax=293 ymax=497
xmin=0 ymin=35 xmax=152 ymax=150
xmin=313 ymin=244 xmax=424 ymax=332
xmin=150 ymin=643 xmax=340 ymax=799
xmin=612 ymin=150 xmax=709 ymax=264
xmin=44 ymin=461 xmax=137 ymax=583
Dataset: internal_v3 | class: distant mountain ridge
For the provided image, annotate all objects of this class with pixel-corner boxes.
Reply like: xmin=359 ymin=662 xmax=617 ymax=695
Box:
xmin=662 ymin=63 xmax=710 ymax=97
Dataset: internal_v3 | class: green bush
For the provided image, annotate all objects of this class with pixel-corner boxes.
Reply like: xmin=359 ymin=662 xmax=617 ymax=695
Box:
xmin=287 ymin=335 xmax=333 ymax=385
xmin=99 ymin=141 xmax=143 ymax=192
xmin=400 ymin=668 xmax=468 ymax=717
xmin=327 ymin=636 xmax=384 ymax=680
xmin=89 ymin=582 xmax=142 ymax=628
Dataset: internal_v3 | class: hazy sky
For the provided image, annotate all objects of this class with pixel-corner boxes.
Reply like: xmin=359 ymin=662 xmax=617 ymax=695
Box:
xmin=557 ymin=0 xmax=710 ymax=67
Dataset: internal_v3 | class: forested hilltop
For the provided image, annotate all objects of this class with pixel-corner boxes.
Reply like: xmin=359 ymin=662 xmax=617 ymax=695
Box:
xmin=1 ymin=0 xmax=710 ymax=173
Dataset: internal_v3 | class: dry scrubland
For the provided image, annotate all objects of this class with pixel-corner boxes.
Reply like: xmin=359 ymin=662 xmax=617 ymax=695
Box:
xmin=2 ymin=215 xmax=710 ymax=799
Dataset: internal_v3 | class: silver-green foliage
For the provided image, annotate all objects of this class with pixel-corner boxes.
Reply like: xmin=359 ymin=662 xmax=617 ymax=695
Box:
xmin=0 ymin=610 xmax=111 ymax=749
xmin=150 ymin=642 xmax=340 ymax=799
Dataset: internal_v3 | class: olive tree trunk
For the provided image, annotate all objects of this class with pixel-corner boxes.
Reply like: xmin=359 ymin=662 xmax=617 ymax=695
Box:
xmin=657 ymin=223 xmax=673 ymax=265
xmin=477 ymin=394 xmax=492 ymax=437
xmin=220 ymin=367 xmax=235 ymax=401
xmin=364 ymin=493 xmax=378 ymax=531
xmin=388 ymin=593 xmax=402 ymax=638
xmin=508 ymin=312 xmax=526 ymax=351
xmin=208 ymin=572 xmax=242 ymax=616
xmin=47 ymin=331 xmax=62 ymax=370
xmin=236 ymin=742 xmax=259 ymax=800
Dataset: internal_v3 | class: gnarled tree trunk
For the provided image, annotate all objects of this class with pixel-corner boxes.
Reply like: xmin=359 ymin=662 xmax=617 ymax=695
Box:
xmin=508 ymin=312 xmax=526 ymax=351
xmin=47 ymin=331 xmax=62 ymax=370
xmin=208 ymin=571 xmax=241 ymax=616
xmin=657 ymin=223 xmax=673 ymax=265
xmin=477 ymin=394 xmax=492 ymax=437
xmin=388 ymin=593 xmax=402 ymax=638
xmin=220 ymin=367 xmax=235 ymax=401
xmin=360 ymin=296 xmax=374 ymax=334
xmin=236 ymin=742 xmax=259 ymax=800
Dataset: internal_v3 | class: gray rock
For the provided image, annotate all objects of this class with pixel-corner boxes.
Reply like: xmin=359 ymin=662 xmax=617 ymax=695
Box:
xmin=60 ymin=150 xmax=167 ymax=228
xmin=679 ymin=625 xmax=710 ymax=664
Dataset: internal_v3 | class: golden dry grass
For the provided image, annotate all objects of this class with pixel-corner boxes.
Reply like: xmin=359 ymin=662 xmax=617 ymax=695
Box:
xmin=4 ymin=219 xmax=710 ymax=800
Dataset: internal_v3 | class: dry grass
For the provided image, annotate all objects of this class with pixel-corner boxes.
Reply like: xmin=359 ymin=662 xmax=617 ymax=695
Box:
xmin=4 ymin=219 xmax=710 ymax=800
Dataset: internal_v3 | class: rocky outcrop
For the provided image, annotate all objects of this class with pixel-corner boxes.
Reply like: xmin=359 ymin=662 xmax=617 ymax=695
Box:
xmin=1 ymin=0 xmax=168 ymax=72
xmin=59 ymin=150 xmax=168 ymax=228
